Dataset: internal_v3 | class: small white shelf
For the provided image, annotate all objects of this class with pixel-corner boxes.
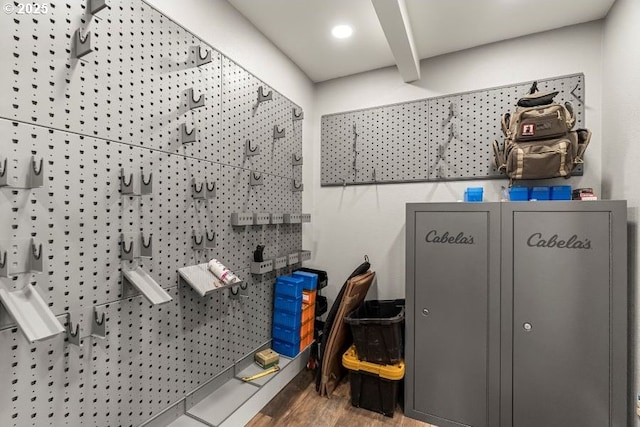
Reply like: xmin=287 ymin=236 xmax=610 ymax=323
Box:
xmin=253 ymin=213 xmax=270 ymax=225
xmin=273 ymin=256 xmax=288 ymax=270
xmin=287 ymin=252 xmax=299 ymax=265
xmin=250 ymin=260 xmax=274 ymax=275
xmin=299 ymin=250 xmax=311 ymax=262
xmin=179 ymin=264 xmax=242 ymax=297
xmin=300 ymin=213 xmax=311 ymax=223
xmin=283 ymin=213 xmax=301 ymax=224
xmin=122 ymin=267 xmax=173 ymax=306
xmin=270 ymin=213 xmax=284 ymax=224
xmin=187 ymin=378 xmax=259 ymax=427
xmin=231 ymin=213 xmax=253 ymax=226
xmin=0 ymin=285 xmax=65 ymax=343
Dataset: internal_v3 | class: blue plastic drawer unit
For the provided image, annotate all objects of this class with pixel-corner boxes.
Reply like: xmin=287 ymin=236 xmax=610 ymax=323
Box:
xmin=530 ymin=186 xmax=551 ymax=201
xmin=464 ymin=187 xmax=483 ymax=202
xmin=509 ymin=186 xmax=529 ymax=201
xmin=292 ymin=271 xmax=318 ymax=290
xmin=272 ymin=338 xmax=299 ymax=358
xmin=273 ymin=309 xmax=302 ymax=330
xmin=272 ymin=324 xmax=300 ymax=344
xmin=551 ymin=185 xmax=572 ymax=200
xmin=274 ymin=294 xmax=303 ymax=314
xmin=275 ymin=276 xmax=304 ymax=298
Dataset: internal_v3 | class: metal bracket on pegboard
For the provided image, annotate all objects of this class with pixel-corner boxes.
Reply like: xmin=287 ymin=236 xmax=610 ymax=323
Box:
xmin=74 ymin=29 xmax=93 ymax=59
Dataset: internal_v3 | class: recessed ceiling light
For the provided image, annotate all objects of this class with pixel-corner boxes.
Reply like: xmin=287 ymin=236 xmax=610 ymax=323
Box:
xmin=331 ymin=24 xmax=353 ymax=39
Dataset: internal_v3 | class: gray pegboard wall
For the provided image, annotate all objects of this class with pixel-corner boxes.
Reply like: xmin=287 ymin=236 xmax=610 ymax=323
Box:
xmin=0 ymin=1 xmax=302 ymax=426
xmin=321 ymin=74 xmax=585 ymax=185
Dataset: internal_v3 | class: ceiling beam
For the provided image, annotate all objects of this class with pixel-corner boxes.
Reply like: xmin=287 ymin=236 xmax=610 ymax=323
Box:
xmin=371 ymin=0 xmax=420 ymax=83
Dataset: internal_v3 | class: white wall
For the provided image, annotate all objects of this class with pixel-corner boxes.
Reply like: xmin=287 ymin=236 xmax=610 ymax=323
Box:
xmin=310 ymin=21 xmax=603 ymax=304
xmin=144 ymin=0 xmax=317 ymax=214
xmin=602 ymin=0 xmax=640 ymax=422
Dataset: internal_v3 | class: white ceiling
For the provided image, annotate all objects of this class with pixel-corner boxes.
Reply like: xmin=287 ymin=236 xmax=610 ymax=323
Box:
xmin=227 ymin=0 xmax=616 ymax=83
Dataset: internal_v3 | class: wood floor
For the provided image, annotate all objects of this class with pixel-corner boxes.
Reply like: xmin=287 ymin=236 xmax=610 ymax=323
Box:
xmin=246 ymin=369 xmax=434 ymax=427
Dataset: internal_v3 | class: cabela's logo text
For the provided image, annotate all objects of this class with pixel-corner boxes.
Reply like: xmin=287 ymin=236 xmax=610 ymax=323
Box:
xmin=526 ymin=233 xmax=591 ymax=249
xmin=425 ymin=230 xmax=474 ymax=244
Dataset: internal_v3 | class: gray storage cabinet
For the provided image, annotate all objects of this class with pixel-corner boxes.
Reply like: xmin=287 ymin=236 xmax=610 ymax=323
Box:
xmin=405 ymin=201 xmax=627 ymax=427
xmin=405 ymin=203 xmax=501 ymax=427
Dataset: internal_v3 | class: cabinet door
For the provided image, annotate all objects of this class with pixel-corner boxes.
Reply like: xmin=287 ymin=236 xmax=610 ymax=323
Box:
xmin=406 ymin=203 xmax=500 ymax=427
xmin=506 ymin=209 xmax=612 ymax=427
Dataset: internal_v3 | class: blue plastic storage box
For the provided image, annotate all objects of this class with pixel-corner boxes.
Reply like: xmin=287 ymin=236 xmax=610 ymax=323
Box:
xmin=551 ymin=185 xmax=572 ymax=200
xmin=275 ymin=276 xmax=304 ymax=299
xmin=272 ymin=338 xmax=300 ymax=358
xmin=530 ymin=186 xmax=551 ymax=200
xmin=273 ymin=294 xmax=303 ymax=314
xmin=273 ymin=309 xmax=302 ymax=330
xmin=292 ymin=271 xmax=318 ymax=290
xmin=272 ymin=324 xmax=300 ymax=344
xmin=509 ymin=187 xmax=529 ymax=201
xmin=464 ymin=187 xmax=483 ymax=202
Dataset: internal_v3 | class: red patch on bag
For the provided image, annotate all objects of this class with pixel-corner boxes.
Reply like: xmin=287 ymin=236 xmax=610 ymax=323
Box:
xmin=521 ymin=123 xmax=535 ymax=136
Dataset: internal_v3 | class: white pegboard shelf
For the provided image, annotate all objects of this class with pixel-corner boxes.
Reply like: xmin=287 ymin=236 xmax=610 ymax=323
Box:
xmin=0 ymin=285 xmax=65 ymax=343
xmin=178 ymin=264 xmax=243 ymax=297
xmin=122 ymin=267 xmax=173 ymax=306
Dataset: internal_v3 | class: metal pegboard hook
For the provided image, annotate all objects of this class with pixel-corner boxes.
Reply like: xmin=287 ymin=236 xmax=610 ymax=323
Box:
xmin=91 ymin=309 xmax=106 ymax=339
xmin=28 ymin=156 xmax=44 ymax=188
xmin=205 ymin=230 xmax=216 ymax=249
xmin=192 ymin=232 xmax=205 ymax=250
xmin=257 ymin=86 xmax=272 ymax=103
xmin=292 ymin=153 xmax=303 ymax=166
xmin=570 ymin=83 xmax=583 ymax=104
xmin=29 ymin=239 xmax=44 ymax=273
xmin=66 ymin=314 xmax=82 ymax=347
xmin=292 ymin=180 xmax=304 ymax=192
xmin=74 ymin=29 xmax=93 ymax=59
xmin=250 ymin=172 xmax=263 ymax=186
xmin=120 ymin=168 xmax=134 ymax=194
xmin=187 ymin=88 xmax=205 ymax=110
xmin=120 ymin=234 xmax=134 ymax=260
xmin=205 ymin=180 xmax=216 ymax=199
xmin=292 ymin=108 xmax=304 ymax=121
xmin=273 ymin=125 xmax=286 ymax=139
xmin=31 ymin=241 xmax=42 ymax=261
xmin=245 ymin=139 xmax=260 ymax=156
xmin=364 ymin=254 xmax=370 ymax=263
xmin=181 ymin=123 xmax=197 ymax=144
xmin=194 ymin=45 xmax=211 ymax=66
xmin=140 ymin=171 xmax=152 ymax=195
xmin=0 ymin=157 xmax=7 ymax=179
xmin=192 ymin=178 xmax=205 ymax=198
xmin=140 ymin=233 xmax=152 ymax=258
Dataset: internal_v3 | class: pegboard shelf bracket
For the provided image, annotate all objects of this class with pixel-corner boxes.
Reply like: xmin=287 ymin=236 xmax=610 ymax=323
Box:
xmin=245 ymin=139 xmax=260 ymax=157
xmin=122 ymin=267 xmax=173 ymax=306
xmin=0 ymin=284 xmax=65 ymax=343
xmin=88 ymin=0 xmax=108 ymax=15
xmin=292 ymin=108 xmax=304 ymax=121
xmin=0 ymin=238 xmax=44 ymax=277
xmin=273 ymin=125 xmax=286 ymax=139
xmin=74 ymin=29 xmax=93 ymax=59
xmin=193 ymin=45 xmax=212 ymax=67
xmin=187 ymin=88 xmax=205 ymax=110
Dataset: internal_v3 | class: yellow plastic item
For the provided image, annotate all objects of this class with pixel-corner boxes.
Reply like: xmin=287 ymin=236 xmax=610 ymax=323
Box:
xmin=341 ymin=344 xmax=405 ymax=380
xmin=241 ymin=365 xmax=279 ymax=382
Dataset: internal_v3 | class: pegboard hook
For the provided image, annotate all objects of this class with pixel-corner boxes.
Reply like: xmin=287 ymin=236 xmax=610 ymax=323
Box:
xmin=292 ymin=108 xmax=304 ymax=121
xmin=205 ymin=230 xmax=216 ymax=249
xmin=273 ymin=125 xmax=286 ymax=139
xmin=120 ymin=234 xmax=134 ymax=260
xmin=120 ymin=168 xmax=134 ymax=194
xmin=74 ymin=29 xmax=93 ymax=59
xmin=245 ymin=139 xmax=260 ymax=156
xmin=181 ymin=123 xmax=197 ymax=144
xmin=66 ymin=314 xmax=82 ymax=347
xmin=140 ymin=233 xmax=152 ymax=258
xmin=292 ymin=180 xmax=303 ymax=192
xmin=91 ymin=309 xmax=106 ymax=339
xmin=192 ymin=178 xmax=205 ymax=198
xmin=570 ymin=84 xmax=583 ymax=104
xmin=205 ymin=180 xmax=216 ymax=199
xmin=140 ymin=171 xmax=152 ymax=195
xmin=192 ymin=232 xmax=205 ymax=250
xmin=29 ymin=239 xmax=44 ymax=273
xmin=250 ymin=172 xmax=263 ymax=186
xmin=194 ymin=46 xmax=212 ymax=67
xmin=258 ymin=86 xmax=272 ymax=103
xmin=292 ymin=153 xmax=303 ymax=166
xmin=28 ymin=156 xmax=44 ymax=188
xmin=187 ymin=88 xmax=205 ymax=110
xmin=0 ymin=157 xmax=8 ymax=178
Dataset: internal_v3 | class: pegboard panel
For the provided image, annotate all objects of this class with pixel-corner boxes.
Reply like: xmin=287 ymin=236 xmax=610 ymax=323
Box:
xmin=0 ymin=0 xmax=304 ymax=425
xmin=0 ymin=0 xmax=222 ymax=161
xmin=321 ymin=73 xmax=585 ymax=185
xmin=221 ymin=57 xmax=301 ymax=179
